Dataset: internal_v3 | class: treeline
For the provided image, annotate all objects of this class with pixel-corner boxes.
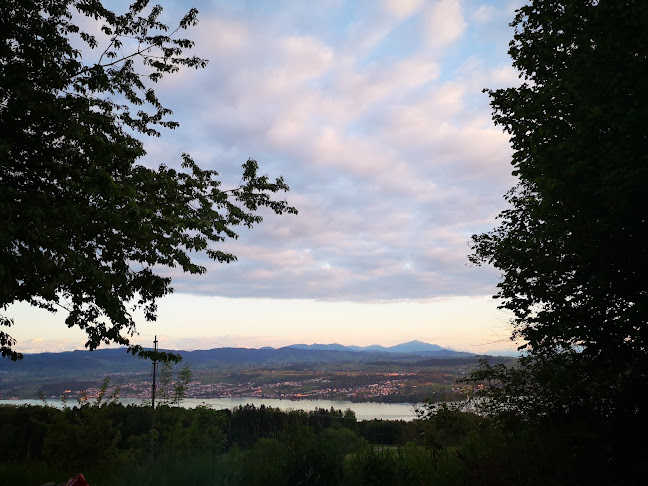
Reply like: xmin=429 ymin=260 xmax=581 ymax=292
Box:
xmin=0 ymin=401 xmax=488 ymax=485
xmin=4 ymin=398 xmax=641 ymax=485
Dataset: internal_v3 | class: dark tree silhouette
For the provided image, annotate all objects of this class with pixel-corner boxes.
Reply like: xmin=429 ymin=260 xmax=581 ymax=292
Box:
xmin=469 ymin=0 xmax=648 ymax=422
xmin=0 ymin=0 xmax=297 ymax=360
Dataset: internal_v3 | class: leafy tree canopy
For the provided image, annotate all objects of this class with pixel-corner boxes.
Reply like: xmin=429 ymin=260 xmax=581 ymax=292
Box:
xmin=0 ymin=0 xmax=297 ymax=361
xmin=469 ymin=0 xmax=648 ymax=421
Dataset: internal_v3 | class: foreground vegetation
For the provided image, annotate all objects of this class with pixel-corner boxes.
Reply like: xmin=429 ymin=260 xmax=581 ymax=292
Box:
xmin=1 ymin=398 xmax=643 ymax=486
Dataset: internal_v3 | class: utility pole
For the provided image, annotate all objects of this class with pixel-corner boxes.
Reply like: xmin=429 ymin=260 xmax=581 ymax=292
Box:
xmin=151 ymin=335 xmax=158 ymax=428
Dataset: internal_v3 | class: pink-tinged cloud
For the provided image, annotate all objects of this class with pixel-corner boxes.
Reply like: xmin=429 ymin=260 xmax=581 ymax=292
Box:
xmin=124 ymin=0 xmax=524 ymax=303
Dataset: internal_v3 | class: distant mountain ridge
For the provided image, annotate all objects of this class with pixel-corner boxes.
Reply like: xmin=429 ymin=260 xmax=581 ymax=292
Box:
xmin=0 ymin=341 xmax=473 ymax=378
xmin=286 ymin=340 xmax=467 ymax=356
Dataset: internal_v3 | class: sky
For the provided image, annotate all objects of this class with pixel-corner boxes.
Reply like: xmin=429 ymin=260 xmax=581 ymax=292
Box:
xmin=11 ymin=0 xmax=528 ymax=355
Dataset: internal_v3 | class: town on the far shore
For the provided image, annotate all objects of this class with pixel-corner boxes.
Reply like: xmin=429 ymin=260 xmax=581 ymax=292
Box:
xmin=1 ymin=365 xmax=487 ymax=404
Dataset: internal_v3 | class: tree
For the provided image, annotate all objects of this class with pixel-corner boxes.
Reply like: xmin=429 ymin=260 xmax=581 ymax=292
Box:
xmin=159 ymin=360 xmax=173 ymax=405
xmin=158 ymin=360 xmax=189 ymax=405
xmin=172 ymin=363 xmax=191 ymax=405
xmin=469 ymin=0 xmax=648 ymax=422
xmin=0 ymin=0 xmax=297 ymax=360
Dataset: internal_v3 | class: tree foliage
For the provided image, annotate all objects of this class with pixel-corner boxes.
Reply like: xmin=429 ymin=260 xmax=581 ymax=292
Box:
xmin=159 ymin=360 xmax=173 ymax=405
xmin=0 ymin=0 xmax=297 ymax=360
xmin=469 ymin=0 xmax=648 ymax=421
xmin=172 ymin=363 xmax=191 ymax=405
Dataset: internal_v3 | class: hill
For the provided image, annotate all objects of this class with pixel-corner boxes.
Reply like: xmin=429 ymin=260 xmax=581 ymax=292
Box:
xmin=0 ymin=341 xmax=473 ymax=379
xmin=287 ymin=340 xmax=471 ymax=357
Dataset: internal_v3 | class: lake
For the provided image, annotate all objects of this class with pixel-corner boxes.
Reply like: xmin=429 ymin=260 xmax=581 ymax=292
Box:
xmin=0 ymin=397 xmax=421 ymax=421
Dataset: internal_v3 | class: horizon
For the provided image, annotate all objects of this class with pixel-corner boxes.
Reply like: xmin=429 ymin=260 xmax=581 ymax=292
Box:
xmin=14 ymin=336 xmax=520 ymax=358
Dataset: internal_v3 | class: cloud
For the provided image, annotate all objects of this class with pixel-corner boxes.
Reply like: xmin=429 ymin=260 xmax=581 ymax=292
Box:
xmin=382 ymin=0 xmax=424 ymax=19
xmin=422 ymin=0 xmax=467 ymax=48
xmin=472 ymin=4 xmax=499 ymax=24
xmin=132 ymin=0 xmax=521 ymax=304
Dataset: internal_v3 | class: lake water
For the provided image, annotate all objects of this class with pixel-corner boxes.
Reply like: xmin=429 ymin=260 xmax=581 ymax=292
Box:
xmin=0 ymin=398 xmax=421 ymax=421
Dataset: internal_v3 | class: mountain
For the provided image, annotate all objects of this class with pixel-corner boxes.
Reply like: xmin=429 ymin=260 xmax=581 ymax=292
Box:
xmin=0 ymin=342 xmax=474 ymax=378
xmin=288 ymin=340 xmax=470 ymax=357
xmin=288 ymin=343 xmax=351 ymax=352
